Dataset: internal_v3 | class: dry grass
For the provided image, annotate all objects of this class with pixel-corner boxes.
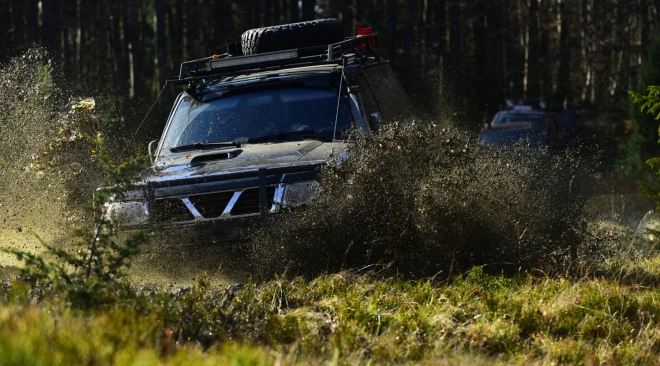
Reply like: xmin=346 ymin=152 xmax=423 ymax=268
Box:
xmin=2 ymin=265 xmax=660 ymax=365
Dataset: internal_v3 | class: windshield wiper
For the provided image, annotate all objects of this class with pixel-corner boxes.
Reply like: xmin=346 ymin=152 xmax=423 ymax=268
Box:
xmin=170 ymin=141 xmax=241 ymax=153
xmin=246 ymin=130 xmax=333 ymax=144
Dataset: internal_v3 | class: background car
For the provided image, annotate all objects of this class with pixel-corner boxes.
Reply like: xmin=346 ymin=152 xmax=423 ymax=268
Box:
xmin=479 ymin=109 xmax=562 ymax=147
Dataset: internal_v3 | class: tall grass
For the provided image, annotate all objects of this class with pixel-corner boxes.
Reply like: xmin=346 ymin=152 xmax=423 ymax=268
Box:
xmin=2 ymin=268 xmax=660 ymax=365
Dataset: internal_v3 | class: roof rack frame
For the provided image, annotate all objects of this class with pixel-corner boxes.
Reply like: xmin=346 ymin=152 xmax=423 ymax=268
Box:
xmin=166 ymin=34 xmax=379 ymax=86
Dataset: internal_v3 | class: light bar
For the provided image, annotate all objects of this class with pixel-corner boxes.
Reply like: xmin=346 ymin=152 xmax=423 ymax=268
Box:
xmin=210 ymin=50 xmax=300 ymax=69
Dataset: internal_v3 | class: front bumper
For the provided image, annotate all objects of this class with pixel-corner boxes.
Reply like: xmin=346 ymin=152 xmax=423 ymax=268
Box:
xmin=110 ymin=164 xmax=321 ymax=240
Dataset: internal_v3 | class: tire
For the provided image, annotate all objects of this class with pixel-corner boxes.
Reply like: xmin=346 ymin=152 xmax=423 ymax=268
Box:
xmin=241 ymin=19 xmax=345 ymax=55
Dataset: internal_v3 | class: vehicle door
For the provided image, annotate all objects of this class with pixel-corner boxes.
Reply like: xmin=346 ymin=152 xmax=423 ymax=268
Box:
xmin=357 ymin=62 xmax=413 ymax=131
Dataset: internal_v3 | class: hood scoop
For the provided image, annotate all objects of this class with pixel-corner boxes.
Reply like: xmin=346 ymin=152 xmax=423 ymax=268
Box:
xmin=190 ymin=149 xmax=242 ymax=165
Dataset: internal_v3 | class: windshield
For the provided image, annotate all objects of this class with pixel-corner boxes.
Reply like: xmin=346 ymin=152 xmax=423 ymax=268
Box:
xmin=492 ymin=113 xmax=546 ymax=129
xmin=159 ymin=78 xmax=353 ymax=156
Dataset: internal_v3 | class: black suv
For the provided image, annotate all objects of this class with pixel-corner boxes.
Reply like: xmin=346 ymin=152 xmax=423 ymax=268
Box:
xmin=106 ymin=19 xmax=412 ymax=241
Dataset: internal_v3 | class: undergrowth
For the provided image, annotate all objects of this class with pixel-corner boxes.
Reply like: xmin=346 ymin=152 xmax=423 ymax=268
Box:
xmin=2 ymin=268 xmax=660 ymax=365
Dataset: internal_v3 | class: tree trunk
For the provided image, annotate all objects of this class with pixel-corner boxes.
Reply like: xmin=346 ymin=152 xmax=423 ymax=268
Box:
xmin=641 ymin=0 xmax=650 ymax=58
xmin=433 ymin=0 xmax=446 ymax=106
xmin=446 ymin=0 xmax=460 ymax=99
xmin=539 ymin=0 xmax=552 ymax=98
xmin=556 ymin=0 xmax=570 ymax=100
xmin=423 ymin=0 xmax=432 ymax=70
xmin=94 ymin=1 xmax=107 ymax=79
xmin=0 ymin=0 xmax=13 ymax=58
xmin=213 ymin=0 xmax=230 ymax=51
xmin=254 ymin=0 xmax=262 ymax=27
xmin=11 ymin=0 xmax=25 ymax=48
xmin=154 ymin=0 xmax=167 ymax=87
xmin=579 ymin=0 xmax=593 ymax=102
xmin=26 ymin=0 xmax=39 ymax=44
xmin=302 ymin=0 xmax=315 ymax=21
xmin=273 ymin=0 xmax=281 ymax=24
xmin=474 ymin=0 xmax=489 ymax=108
xmin=524 ymin=0 xmax=540 ymax=98
xmin=386 ymin=0 xmax=397 ymax=58
xmin=404 ymin=0 xmax=415 ymax=50
xmin=265 ymin=0 xmax=273 ymax=25
xmin=372 ymin=0 xmax=384 ymax=33
xmin=57 ymin=0 xmax=66 ymax=65
xmin=106 ymin=0 xmax=126 ymax=95
xmin=139 ymin=0 xmax=151 ymax=93
xmin=489 ymin=0 xmax=505 ymax=108
xmin=177 ymin=0 xmax=187 ymax=61
xmin=167 ymin=4 xmax=178 ymax=70
xmin=341 ymin=0 xmax=353 ymax=33
xmin=127 ymin=0 xmax=139 ymax=98
xmin=289 ymin=0 xmax=299 ymax=23
xmin=75 ymin=0 xmax=82 ymax=71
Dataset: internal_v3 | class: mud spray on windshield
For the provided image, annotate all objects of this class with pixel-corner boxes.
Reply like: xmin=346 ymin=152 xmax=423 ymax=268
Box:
xmin=0 ymin=49 xmax=650 ymax=285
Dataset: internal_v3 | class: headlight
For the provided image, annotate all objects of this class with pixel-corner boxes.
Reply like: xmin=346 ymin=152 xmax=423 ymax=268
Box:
xmin=105 ymin=201 xmax=149 ymax=227
xmin=276 ymin=181 xmax=320 ymax=207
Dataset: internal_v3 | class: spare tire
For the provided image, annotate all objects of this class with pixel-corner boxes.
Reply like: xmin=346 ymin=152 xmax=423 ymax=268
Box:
xmin=241 ymin=19 xmax=345 ymax=55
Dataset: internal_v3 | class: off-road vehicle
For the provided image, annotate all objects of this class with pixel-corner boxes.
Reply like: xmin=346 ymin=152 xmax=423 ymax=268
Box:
xmin=106 ymin=19 xmax=412 ymax=242
xmin=479 ymin=109 xmax=562 ymax=147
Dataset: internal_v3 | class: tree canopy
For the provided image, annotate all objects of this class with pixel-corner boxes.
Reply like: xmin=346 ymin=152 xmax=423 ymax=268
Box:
xmin=2 ymin=0 xmax=660 ymax=127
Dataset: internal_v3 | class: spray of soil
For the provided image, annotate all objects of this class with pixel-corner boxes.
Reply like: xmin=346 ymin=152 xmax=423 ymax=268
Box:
xmin=0 ymin=49 xmax=75 ymax=273
xmin=249 ymin=123 xmax=621 ymax=279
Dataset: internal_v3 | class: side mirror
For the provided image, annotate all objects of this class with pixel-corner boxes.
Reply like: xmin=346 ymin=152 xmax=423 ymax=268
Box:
xmin=369 ymin=112 xmax=382 ymax=129
xmin=148 ymin=139 xmax=160 ymax=163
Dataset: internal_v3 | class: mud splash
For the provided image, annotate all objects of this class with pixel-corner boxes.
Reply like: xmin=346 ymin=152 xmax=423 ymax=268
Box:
xmin=249 ymin=123 xmax=618 ymax=279
xmin=0 ymin=49 xmax=70 ymax=274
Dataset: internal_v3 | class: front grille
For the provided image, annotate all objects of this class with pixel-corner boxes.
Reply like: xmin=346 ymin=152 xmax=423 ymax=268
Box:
xmin=154 ymin=198 xmax=195 ymax=223
xmin=230 ymin=186 xmax=276 ymax=216
xmin=155 ymin=186 xmax=279 ymax=224
xmin=189 ymin=191 xmax=234 ymax=218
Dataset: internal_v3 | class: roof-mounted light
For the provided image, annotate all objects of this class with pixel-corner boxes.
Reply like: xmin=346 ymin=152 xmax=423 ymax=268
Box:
xmin=210 ymin=49 xmax=300 ymax=70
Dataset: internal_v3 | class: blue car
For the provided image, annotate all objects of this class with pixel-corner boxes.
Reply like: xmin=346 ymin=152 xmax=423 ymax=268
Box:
xmin=479 ymin=110 xmax=562 ymax=147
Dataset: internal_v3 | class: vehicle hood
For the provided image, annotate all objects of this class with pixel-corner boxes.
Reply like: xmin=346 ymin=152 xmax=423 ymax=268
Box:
xmin=143 ymin=140 xmax=348 ymax=183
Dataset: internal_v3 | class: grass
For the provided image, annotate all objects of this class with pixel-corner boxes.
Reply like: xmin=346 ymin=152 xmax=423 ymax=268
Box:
xmin=2 ymin=265 xmax=660 ymax=365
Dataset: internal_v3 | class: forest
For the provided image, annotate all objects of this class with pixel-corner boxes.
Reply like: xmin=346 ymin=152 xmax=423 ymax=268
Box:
xmin=2 ymin=0 xmax=659 ymax=121
xmin=5 ymin=1 xmax=660 ymax=364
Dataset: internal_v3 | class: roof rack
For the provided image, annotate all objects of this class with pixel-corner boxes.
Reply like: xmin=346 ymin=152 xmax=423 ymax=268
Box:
xmin=166 ymin=33 xmax=380 ymax=86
